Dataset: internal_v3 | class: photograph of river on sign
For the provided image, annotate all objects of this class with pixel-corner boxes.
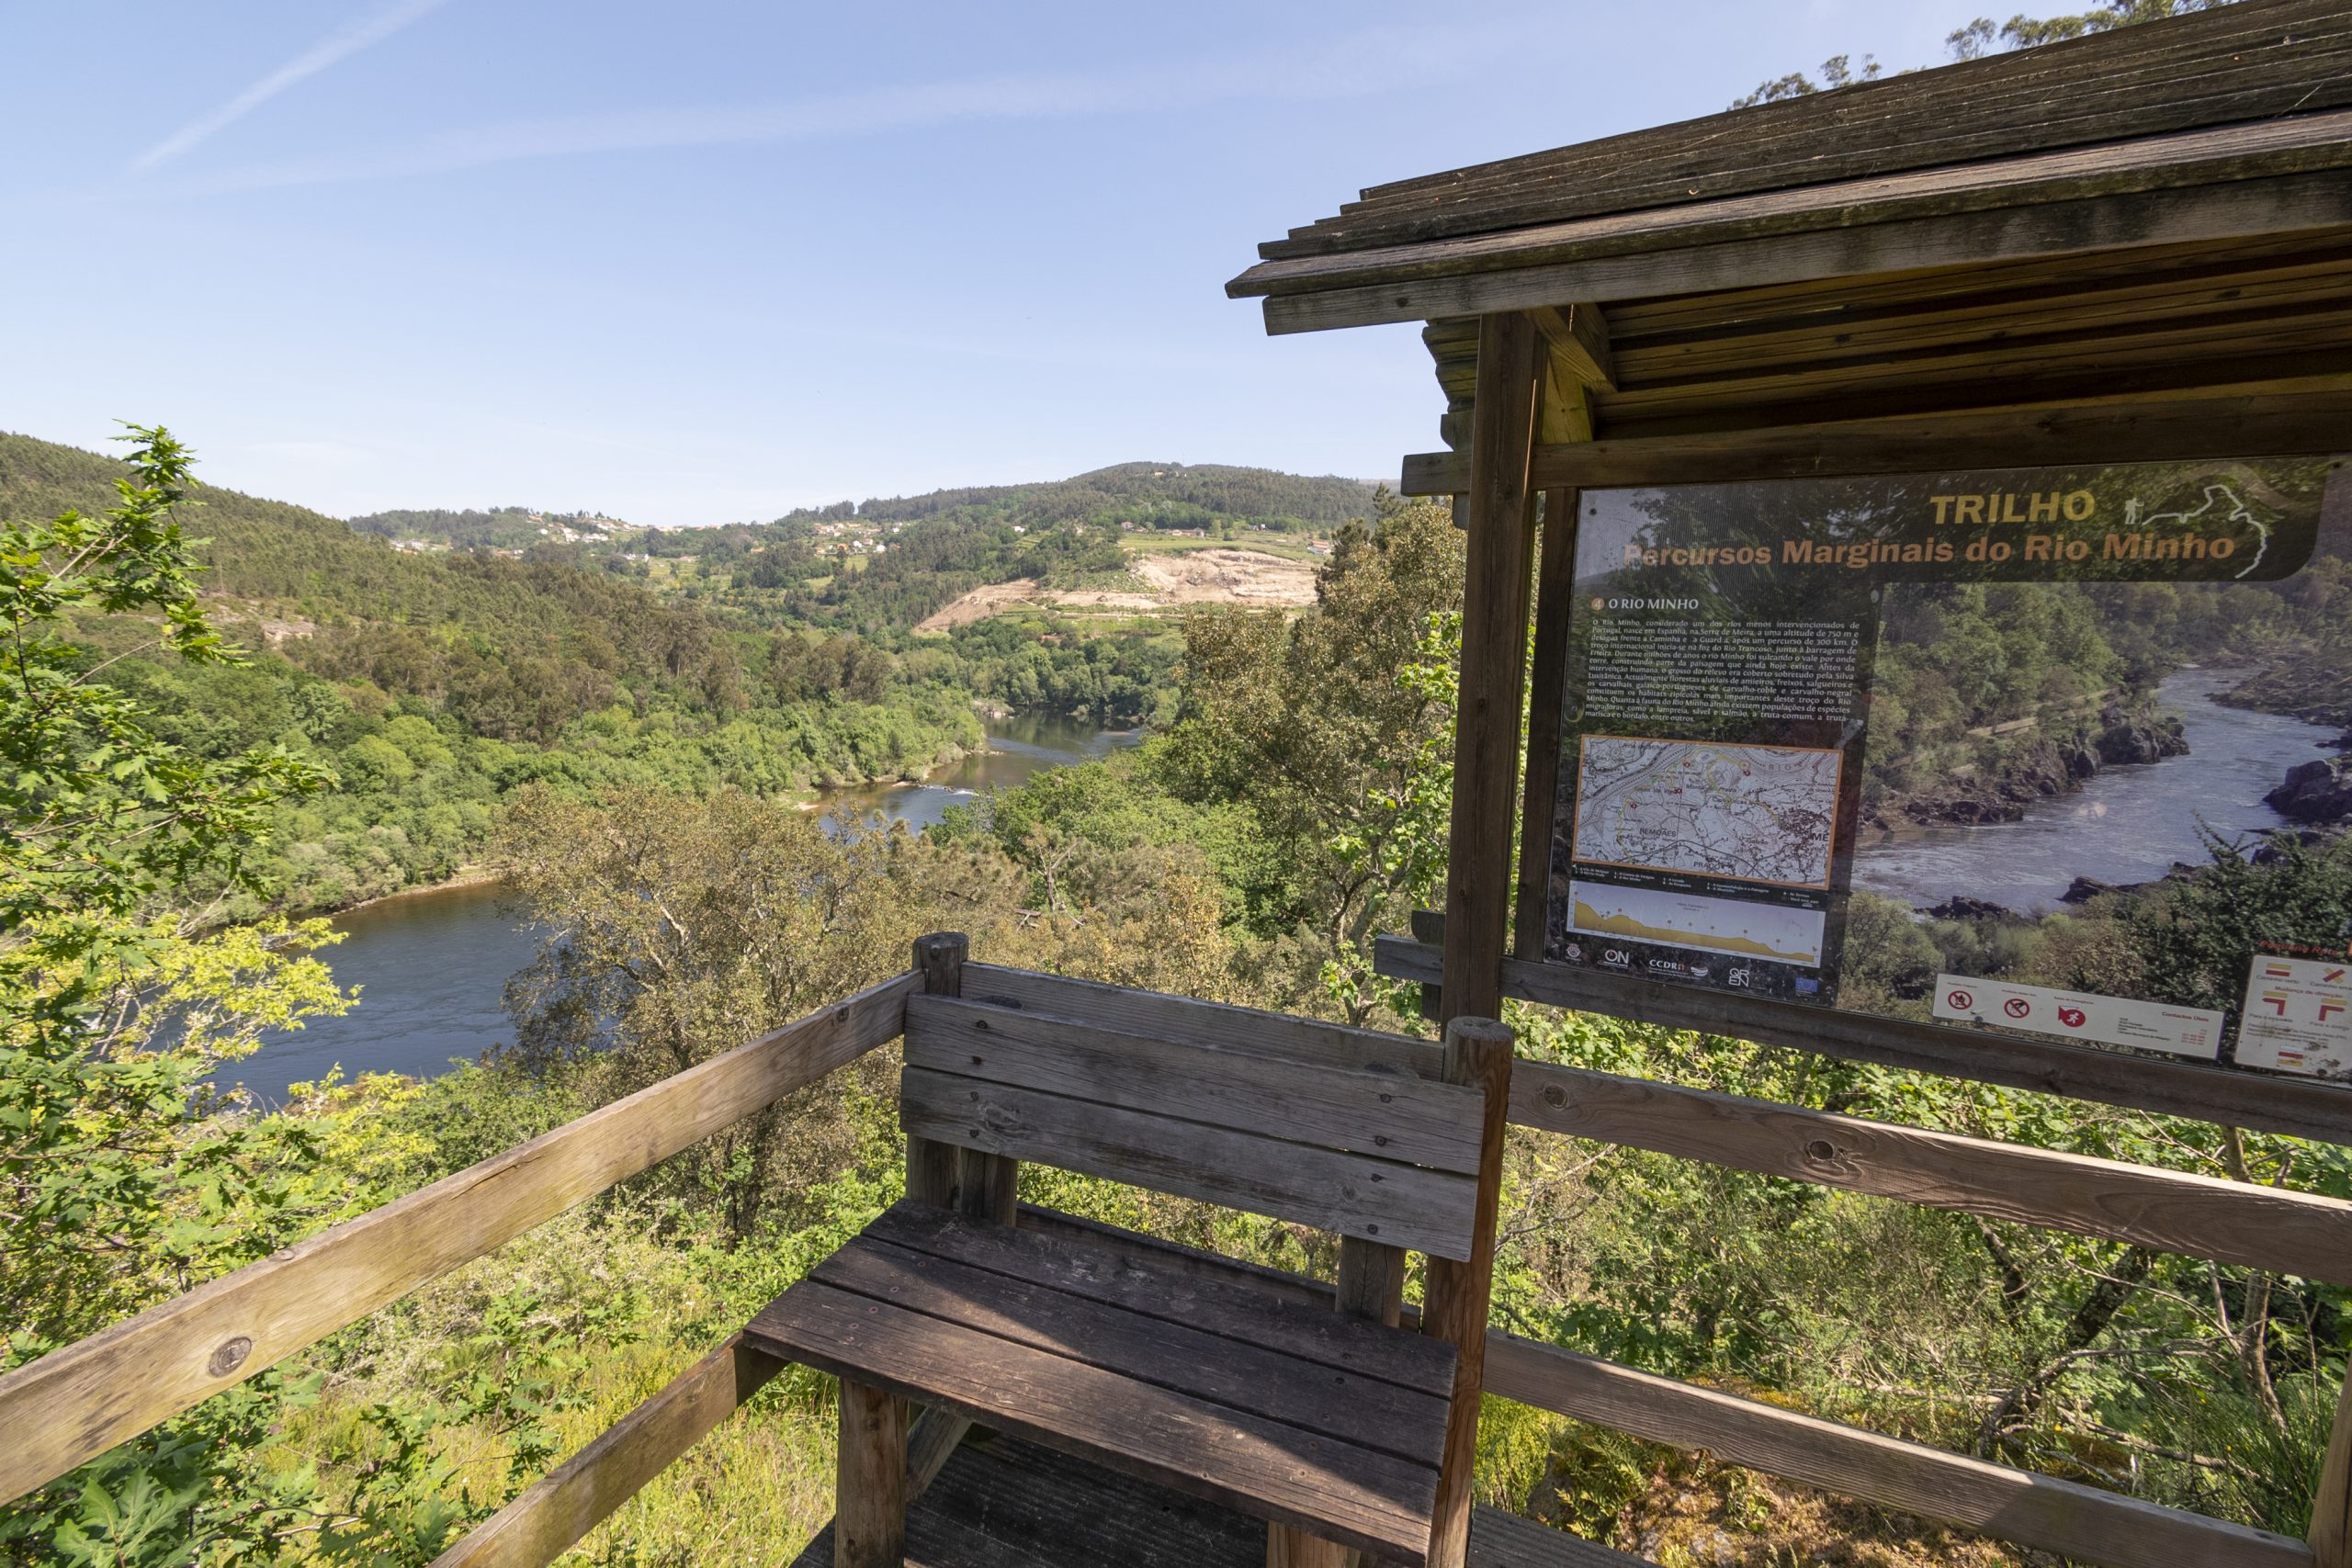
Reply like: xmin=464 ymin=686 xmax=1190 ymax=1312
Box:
xmin=1571 ymin=736 xmax=1842 ymax=888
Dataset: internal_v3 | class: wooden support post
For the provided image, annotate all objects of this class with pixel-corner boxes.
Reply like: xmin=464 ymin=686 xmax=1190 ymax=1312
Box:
xmin=1441 ymin=310 xmax=1543 ymax=1023
xmin=1511 ymin=487 xmax=1579 ymax=960
xmin=1421 ymin=1016 xmax=1518 ymax=1568
xmin=2312 ymin=1372 xmax=2352 ymax=1567
xmin=1327 ymin=1237 xmax=1409 ymax=1568
xmin=835 ymin=1378 xmax=908 ymax=1568
xmin=907 ymin=934 xmax=968 ymax=1209
xmin=1335 ymin=1238 xmax=1407 ymax=1328
xmin=1423 ymin=310 xmax=1538 ymax=1568
xmin=1267 ymin=1524 xmax=1351 ymax=1568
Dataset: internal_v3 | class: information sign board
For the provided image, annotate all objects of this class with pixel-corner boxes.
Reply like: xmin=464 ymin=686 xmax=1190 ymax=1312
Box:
xmin=1540 ymin=457 xmax=2351 ymax=1077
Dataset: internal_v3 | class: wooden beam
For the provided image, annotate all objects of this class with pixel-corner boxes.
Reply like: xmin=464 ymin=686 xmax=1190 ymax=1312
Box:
xmin=1261 ymin=166 xmax=2352 ymax=333
xmin=1398 ymin=383 xmax=2352 ymax=494
xmin=836 ymin=1380 xmax=910 ymax=1568
xmin=0 ymin=971 xmax=917 ymax=1507
xmin=1422 ymin=1018 xmax=1519 ymax=1568
xmin=1441 ymin=311 xmax=1544 ymax=1022
xmin=1511 ymin=489 xmax=1578 ymax=959
xmin=1531 ymin=304 xmax=1614 ymax=395
xmin=1482 ymin=1335 xmax=2313 ymax=1568
xmin=1375 ymin=936 xmax=2352 ymax=1147
xmin=1510 ymin=1059 xmax=2352 ymax=1282
xmin=431 ymin=1337 xmax=785 ymax=1568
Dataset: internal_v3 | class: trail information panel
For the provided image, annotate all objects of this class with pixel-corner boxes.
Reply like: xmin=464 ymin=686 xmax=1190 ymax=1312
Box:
xmin=1540 ymin=456 xmax=2352 ymax=1077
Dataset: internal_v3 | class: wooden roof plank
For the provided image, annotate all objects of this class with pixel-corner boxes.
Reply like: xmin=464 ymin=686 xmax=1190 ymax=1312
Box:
xmin=1352 ymin=0 xmax=2341 ymax=209
xmin=1609 ymin=251 xmax=2352 ymax=382
xmin=1600 ymin=227 xmax=2352 ymax=339
xmin=1255 ymin=164 xmax=2352 ymax=334
xmin=1234 ymin=110 xmax=2352 ymax=304
xmin=1261 ymin=0 xmax=2349 ymax=260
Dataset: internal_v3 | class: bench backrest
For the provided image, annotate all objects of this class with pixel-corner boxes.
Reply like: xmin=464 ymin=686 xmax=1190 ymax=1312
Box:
xmin=900 ymin=993 xmax=1487 ymax=1261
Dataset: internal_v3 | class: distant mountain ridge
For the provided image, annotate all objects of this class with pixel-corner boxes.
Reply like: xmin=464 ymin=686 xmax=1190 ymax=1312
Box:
xmin=779 ymin=461 xmax=1378 ymax=530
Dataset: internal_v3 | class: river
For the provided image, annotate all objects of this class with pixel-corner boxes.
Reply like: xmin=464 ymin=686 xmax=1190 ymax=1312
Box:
xmin=215 ymin=715 xmax=1142 ymax=1105
xmin=1852 ymin=668 xmax=2337 ymax=912
xmin=219 ymin=680 xmax=2329 ymax=1102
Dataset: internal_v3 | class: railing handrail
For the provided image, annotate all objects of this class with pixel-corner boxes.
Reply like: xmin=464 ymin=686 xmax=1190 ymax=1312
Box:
xmin=13 ymin=957 xmax=2350 ymax=1568
xmin=0 ymin=971 xmax=918 ymax=1506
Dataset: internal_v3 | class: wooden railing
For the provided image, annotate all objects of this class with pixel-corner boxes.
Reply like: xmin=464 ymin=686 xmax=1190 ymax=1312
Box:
xmin=0 ymin=971 xmax=916 ymax=1506
xmin=6 ymin=956 xmax=2349 ymax=1568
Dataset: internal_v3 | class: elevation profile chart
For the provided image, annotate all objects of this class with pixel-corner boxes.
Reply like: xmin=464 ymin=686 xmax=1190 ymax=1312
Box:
xmin=1566 ymin=882 xmax=1826 ymax=967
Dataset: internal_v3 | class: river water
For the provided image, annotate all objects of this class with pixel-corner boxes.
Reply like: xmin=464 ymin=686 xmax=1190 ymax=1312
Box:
xmin=219 ymin=680 xmax=2328 ymax=1102
xmin=215 ymin=715 xmax=1142 ymax=1105
xmin=1852 ymin=668 xmax=2337 ymax=913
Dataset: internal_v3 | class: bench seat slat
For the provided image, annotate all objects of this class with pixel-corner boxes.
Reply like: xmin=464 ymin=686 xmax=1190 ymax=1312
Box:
xmin=901 ymin=1066 xmax=1479 ymax=1260
xmin=867 ymin=1202 xmax=1455 ymax=1397
xmin=747 ymin=1277 xmax=1442 ymax=1563
xmin=905 ymin=995 xmax=1482 ymax=1173
xmin=813 ymin=1236 xmax=1448 ymax=1463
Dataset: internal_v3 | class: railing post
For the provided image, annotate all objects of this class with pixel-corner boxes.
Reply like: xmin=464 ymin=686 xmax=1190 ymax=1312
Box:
xmin=2312 ymin=1372 xmax=2352 ymax=1567
xmin=1422 ymin=1015 xmax=1517 ymax=1568
xmin=906 ymin=933 xmax=969 ymax=1210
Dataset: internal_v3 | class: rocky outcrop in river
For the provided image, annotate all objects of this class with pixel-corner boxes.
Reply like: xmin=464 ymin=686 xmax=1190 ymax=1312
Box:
xmin=1874 ymin=707 xmax=2190 ymax=829
xmin=2266 ymin=756 xmax=2352 ymax=824
xmin=2094 ymin=706 xmax=2188 ymax=766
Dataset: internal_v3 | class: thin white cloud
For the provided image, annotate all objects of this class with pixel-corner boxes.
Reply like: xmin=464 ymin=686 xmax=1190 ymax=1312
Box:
xmin=164 ymin=21 xmax=1501 ymax=195
xmin=130 ymin=0 xmax=454 ymax=171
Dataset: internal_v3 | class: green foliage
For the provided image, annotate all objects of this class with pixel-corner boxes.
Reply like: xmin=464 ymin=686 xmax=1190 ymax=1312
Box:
xmin=1156 ymin=492 xmax=1465 ymax=1022
xmin=1738 ymin=0 xmax=2243 ymax=108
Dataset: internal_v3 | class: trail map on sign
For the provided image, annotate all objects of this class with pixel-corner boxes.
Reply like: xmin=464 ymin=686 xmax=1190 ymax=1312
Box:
xmin=1572 ymin=737 xmax=1841 ymax=887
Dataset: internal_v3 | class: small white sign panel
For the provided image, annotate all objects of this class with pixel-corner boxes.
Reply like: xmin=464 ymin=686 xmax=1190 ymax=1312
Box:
xmin=1932 ymin=975 xmax=2224 ymax=1059
xmin=2235 ymin=954 xmax=2352 ymax=1079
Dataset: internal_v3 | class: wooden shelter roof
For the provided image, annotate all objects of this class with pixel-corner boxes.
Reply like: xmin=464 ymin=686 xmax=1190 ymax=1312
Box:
xmin=1227 ymin=0 xmax=2352 ymax=464
xmin=1249 ymin=1 xmax=2350 ymax=265
xmin=1227 ymin=0 xmax=2352 ymax=348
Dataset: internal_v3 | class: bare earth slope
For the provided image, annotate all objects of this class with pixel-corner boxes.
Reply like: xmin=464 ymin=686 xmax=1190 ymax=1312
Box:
xmin=915 ymin=547 xmax=1317 ymax=631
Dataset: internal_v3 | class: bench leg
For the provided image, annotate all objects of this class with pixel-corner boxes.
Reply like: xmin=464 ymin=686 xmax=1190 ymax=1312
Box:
xmin=836 ymin=1379 xmax=909 ymax=1568
xmin=1268 ymin=1521 xmax=1349 ymax=1568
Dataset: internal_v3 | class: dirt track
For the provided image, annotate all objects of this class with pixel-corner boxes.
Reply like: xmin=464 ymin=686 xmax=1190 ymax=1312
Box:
xmin=914 ymin=548 xmax=1317 ymax=632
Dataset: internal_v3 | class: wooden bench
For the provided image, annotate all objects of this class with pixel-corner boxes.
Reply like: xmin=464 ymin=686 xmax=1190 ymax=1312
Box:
xmin=743 ymin=936 xmax=1514 ymax=1568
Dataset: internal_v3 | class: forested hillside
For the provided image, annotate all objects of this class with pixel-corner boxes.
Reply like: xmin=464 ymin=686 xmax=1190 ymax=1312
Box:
xmin=0 ymin=431 xmax=986 ymax=912
xmin=0 ymin=432 xmax=1374 ymax=917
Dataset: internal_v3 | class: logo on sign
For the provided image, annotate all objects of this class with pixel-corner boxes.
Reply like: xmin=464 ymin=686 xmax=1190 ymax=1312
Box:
xmin=2004 ymin=998 xmax=2032 ymax=1020
xmin=1945 ymin=988 xmax=1973 ymax=1011
xmin=2058 ymin=1006 xmax=2087 ymax=1029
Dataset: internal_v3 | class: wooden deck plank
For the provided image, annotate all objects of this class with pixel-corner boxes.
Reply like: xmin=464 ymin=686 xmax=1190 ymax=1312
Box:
xmin=1470 ymin=1507 xmax=1654 ymax=1568
xmin=789 ymin=1435 xmax=1647 ymax=1568
xmin=905 ymin=995 xmax=1484 ymax=1172
xmin=901 ymin=1067 xmax=1478 ymax=1260
xmin=747 ymin=1280 xmax=1440 ymax=1563
xmin=868 ymin=1203 xmax=1455 ymax=1396
xmin=809 ymin=1236 xmax=1448 ymax=1464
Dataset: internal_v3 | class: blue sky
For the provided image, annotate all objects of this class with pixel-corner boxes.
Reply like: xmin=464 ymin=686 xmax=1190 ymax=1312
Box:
xmin=6 ymin=2 xmax=1977 ymax=525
